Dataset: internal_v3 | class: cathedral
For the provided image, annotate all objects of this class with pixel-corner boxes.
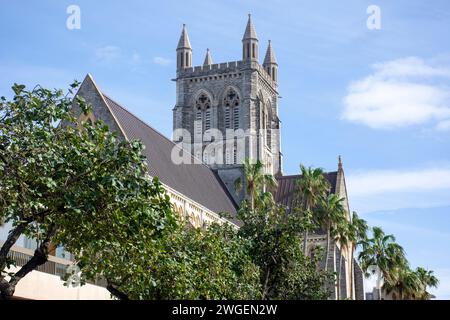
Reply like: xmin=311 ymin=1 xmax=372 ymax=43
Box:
xmin=70 ymin=15 xmax=364 ymax=300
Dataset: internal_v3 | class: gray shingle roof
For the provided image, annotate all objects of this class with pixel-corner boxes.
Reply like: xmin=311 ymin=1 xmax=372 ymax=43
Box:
xmin=102 ymin=94 xmax=238 ymax=217
xmin=274 ymin=172 xmax=338 ymax=210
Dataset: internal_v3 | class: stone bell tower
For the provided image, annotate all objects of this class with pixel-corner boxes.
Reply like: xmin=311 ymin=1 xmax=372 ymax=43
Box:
xmin=172 ymin=15 xmax=282 ymax=203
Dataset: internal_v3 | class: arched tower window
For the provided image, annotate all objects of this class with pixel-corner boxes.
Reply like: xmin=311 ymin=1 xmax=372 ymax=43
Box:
xmin=223 ymin=88 xmax=240 ymax=130
xmin=266 ymin=100 xmax=272 ymax=150
xmin=194 ymin=92 xmax=212 ymax=135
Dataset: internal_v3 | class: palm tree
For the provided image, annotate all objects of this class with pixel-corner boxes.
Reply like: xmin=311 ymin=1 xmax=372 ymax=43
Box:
xmin=317 ymin=194 xmax=346 ymax=272
xmin=415 ymin=267 xmax=439 ymax=300
xmin=347 ymin=211 xmax=368 ymax=299
xmin=296 ymin=165 xmax=330 ymax=255
xmin=334 ymin=220 xmax=351 ymax=300
xmin=358 ymin=226 xmax=406 ymax=299
xmin=383 ymin=266 xmax=420 ymax=300
xmin=234 ymin=159 xmax=277 ymax=210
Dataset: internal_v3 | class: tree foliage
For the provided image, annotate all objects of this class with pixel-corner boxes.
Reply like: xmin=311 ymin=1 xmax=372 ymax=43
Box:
xmin=0 ymin=82 xmax=260 ymax=300
xmin=0 ymin=82 xmax=179 ymax=299
xmin=236 ymin=161 xmax=333 ymax=300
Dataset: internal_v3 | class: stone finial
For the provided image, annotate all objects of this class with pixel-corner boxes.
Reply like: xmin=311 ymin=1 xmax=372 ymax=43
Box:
xmin=177 ymin=24 xmax=192 ymax=50
xmin=338 ymin=155 xmax=343 ymax=171
xmin=242 ymin=14 xmax=258 ymax=40
xmin=203 ymin=48 xmax=212 ymax=66
xmin=263 ymin=40 xmax=278 ymax=66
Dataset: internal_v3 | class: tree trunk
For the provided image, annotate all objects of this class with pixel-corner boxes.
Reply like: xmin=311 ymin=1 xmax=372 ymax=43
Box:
xmin=302 ymin=201 xmax=311 ymax=256
xmin=337 ymin=247 xmax=344 ymax=300
xmin=349 ymin=243 xmax=355 ymax=300
xmin=106 ymin=282 xmax=130 ymax=300
xmin=262 ymin=268 xmax=271 ymax=300
xmin=324 ymin=223 xmax=331 ymax=271
xmin=303 ymin=230 xmax=309 ymax=256
xmin=0 ymin=219 xmax=31 ymax=269
xmin=0 ymin=226 xmax=56 ymax=300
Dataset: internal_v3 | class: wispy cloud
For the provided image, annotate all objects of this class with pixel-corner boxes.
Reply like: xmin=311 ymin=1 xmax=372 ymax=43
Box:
xmin=348 ymin=167 xmax=450 ymax=196
xmin=342 ymin=57 xmax=450 ymax=130
xmin=95 ymin=45 xmax=122 ymax=64
xmin=153 ymin=56 xmax=171 ymax=67
xmin=347 ymin=166 xmax=450 ymax=213
xmin=130 ymin=52 xmax=141 ymax=65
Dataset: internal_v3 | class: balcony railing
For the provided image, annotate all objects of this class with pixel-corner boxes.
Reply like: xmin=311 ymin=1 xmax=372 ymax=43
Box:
xmin=1 ymin=241 xmax=107 ymax=288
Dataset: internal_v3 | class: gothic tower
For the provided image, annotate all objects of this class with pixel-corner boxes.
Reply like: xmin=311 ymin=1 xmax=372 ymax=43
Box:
xmin=172 ymin=16 xmax=282 ymax=203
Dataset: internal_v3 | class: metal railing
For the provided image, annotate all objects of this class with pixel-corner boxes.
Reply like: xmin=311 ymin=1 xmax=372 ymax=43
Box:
xmin=1 ymin=242 xmax=106 ymax=288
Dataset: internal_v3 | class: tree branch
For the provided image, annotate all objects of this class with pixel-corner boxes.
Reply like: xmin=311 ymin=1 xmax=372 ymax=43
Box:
xmin=106 ymin=281 xmax=129 ymax=300
xmin=0 ymin=218 xmax=31 ymax=269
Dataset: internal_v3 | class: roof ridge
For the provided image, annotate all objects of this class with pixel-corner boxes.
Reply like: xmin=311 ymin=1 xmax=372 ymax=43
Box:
xmin=101 ymin=93 xmax=219 ymax=173
xmin=278 ymin=171 xmax=338 ymax=179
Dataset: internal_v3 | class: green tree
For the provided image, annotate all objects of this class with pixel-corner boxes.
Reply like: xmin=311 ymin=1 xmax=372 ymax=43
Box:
xmin=234 ymin=159 xmax=277 ymax=210
xmin=295 ymin=165 xmax=330 ymax=256
xmin=236 ymin=161 xmax=332 ymax=300
xmin=0 ymin=82 xmax=176 ymax=299
xmin=237 ymin=194 xmax=332 ymax=300
xmin=334 ymin=219 xmax=351 ymax=300
xmin=347 ymin=211 xmax=368 ymax=299
xmin=382 ymin=266 xmax=420 ymax=300
xmin=414 ymin=267 xmax=439 ymax=300
xmin=77 ymin=218 xmax=261 ymax=300
xmin=317 ymin=194 xmax=346 ymax=272
xmin=358 ymin=226 xmax=406 ymax=299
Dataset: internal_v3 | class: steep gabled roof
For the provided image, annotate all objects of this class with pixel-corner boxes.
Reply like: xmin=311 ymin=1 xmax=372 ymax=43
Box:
xmin=274 ymin=172 xmax=338 ymax=210
xmin=101 ymin=94 xmax=238 ymax=217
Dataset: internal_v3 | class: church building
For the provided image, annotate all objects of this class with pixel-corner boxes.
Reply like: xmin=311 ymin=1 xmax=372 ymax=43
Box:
xmin=1 ymin=15 xmax=364 ymax=300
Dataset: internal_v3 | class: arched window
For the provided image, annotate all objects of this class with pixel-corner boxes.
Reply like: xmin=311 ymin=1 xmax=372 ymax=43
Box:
xmin=223 ymin=88 xmax=240 ymax=130
xmin=205 ymin=108 xmax=211 ymax=131
xmin=233 ymin=107 xmax=239 ymax=130
xmin=224 ymin=106 xmax=231 ymax=129
xmin=195 ymin=92 xmax=212 ymax=135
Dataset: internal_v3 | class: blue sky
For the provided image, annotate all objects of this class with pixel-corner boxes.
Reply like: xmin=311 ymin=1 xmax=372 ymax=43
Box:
xmin=1 ymin=0 xmax=450 ymax=298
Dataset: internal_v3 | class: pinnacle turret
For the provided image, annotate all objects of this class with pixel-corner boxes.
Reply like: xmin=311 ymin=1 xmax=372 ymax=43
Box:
xmin=203 ymin=48 xmax=212 ymax=66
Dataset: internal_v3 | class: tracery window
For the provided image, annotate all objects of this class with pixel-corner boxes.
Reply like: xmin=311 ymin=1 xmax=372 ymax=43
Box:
xmin=223 ymin=88 xmax=240 ymax=130
xmin=195 ymin=93 xmax=212 ymax=135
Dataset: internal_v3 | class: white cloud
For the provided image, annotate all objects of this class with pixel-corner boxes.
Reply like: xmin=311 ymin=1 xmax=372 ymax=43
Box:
xmin=342 ymin=57 xmax=450 ymax=129
xmin=95 ymin=45 xmax=121 ymax=64
xmin=347 ymin=167 xmax=450 ymax=213
xmin=153 ymin=56 xmax=171 ymax=67
xmin=437 ymin=119 xmax=450 ymax=131
xmin=131 ymin=52 xmax=141 ymax=65
xmin=348 ymin=167 xmax=450 ymax=196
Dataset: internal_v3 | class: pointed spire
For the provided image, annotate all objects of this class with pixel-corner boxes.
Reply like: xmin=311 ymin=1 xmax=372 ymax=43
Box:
xmin=338 ymin=155 xmax=343 ymax=171
xmin=177 ymin=24 xmax=192 ymax=50
xmin=264 ymin=40 xmax=278 ymax=65
xmin=242 ymin=14 xmax=258 ymax=40
xmin=203 ymin=48 xmax=212 ymax=66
